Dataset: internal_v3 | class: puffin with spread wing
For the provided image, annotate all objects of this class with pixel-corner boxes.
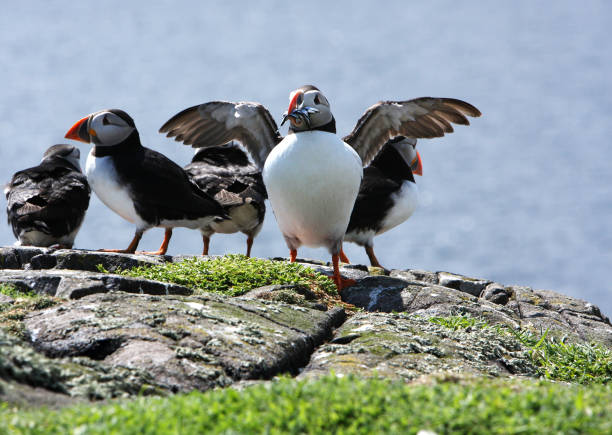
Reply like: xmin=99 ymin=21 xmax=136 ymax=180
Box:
xmin=160 ymin=86 xmax=480 ymax=290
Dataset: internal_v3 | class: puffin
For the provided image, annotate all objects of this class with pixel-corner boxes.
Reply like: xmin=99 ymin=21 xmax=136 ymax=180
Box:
xmin=341 ymin=136 xmax=422 ymax=268
xmin=5 ymin=144 xmax=90 ymax=248
xmin=183 ymin=141 xmax=267 ymax=256
xmin=64 ymin=109 xmax=226 ymax=255
xmin=160 ymin=86 xmax=480 ymax=290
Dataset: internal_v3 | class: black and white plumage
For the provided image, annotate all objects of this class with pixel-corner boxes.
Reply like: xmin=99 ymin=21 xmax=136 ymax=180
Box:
xmin=65 ymin=109 xmax=226 ymax=255
xmin=160 ymin=86 xmax=480 ymax=290
xmin=5 ymin=144 xmax=90 ymax=248
xmin=183 ymin=142 xmax=267 ymax=256
xmin=342 ymin=136 xmax=421 ymax=268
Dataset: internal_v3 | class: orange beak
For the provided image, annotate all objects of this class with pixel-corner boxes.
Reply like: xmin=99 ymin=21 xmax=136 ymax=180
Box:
xmin=65 ymin=115 xmax=91 ymax=143
xmin=287 ymin=90 xmax=303 ymax=115
xmin=411 ymin=151 xmax=423 ymax=176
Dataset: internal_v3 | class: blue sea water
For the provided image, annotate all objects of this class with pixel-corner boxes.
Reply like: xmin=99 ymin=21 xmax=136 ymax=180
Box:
xmin=1 ymin=1 xmax=610 ymax=315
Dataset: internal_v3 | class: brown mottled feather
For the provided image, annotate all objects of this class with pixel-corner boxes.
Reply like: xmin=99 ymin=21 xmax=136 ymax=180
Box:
xmin=343 ymin=97 xmax=481 ymax=165
xmin=160 ymin=102 xmax=283 ymax=168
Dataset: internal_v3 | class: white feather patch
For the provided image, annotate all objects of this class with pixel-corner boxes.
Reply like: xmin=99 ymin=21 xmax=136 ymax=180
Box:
xmin=263 ymin=131 xmax=362 ymax=250
xmin=85 ymin=152 xmax=146 ymax=228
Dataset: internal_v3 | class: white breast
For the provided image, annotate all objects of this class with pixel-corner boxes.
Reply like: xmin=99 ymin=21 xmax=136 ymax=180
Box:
xmin=263 ymin=131 xmax=362 ymax=250
xmin=17 ymin=227 xmax=81 ymax=248
xmin=85 ymin=151 xmax=147 ymax=229
xmin=379 ymin=180 xmax=419 ymax=234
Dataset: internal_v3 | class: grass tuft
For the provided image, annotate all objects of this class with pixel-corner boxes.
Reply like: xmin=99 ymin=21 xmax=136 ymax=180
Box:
xmin=102 ymin=254 xmax=338 ymax=299
xmin=429 ymin=314 xmax=612 ymax=384
xmin=428 ymin=314 xmax=488 ymax=331
xmin=0 ymin=284 xmax=37 ymax=300
xmin=0 ymin=284 xmax=60 ymax=338
xmin=507 ymin=328 xmax=612 ymax=384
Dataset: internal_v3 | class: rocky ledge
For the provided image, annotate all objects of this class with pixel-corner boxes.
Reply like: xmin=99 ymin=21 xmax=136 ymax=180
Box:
xmin=0 ymin=246 xmax=610 ymax=407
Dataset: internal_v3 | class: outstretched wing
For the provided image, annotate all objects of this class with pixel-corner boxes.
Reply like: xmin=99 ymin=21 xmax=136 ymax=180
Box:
xmin=343 ymin=98 xmax=481 ymax=166
xmin=160 ymin=101 xmax=283 ymax=168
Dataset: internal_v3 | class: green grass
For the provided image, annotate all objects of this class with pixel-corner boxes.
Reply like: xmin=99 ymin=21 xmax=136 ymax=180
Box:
xmin=0 ymin=284 xmax=37 ymax=300
xmin=1 ymin=375 xmax=611 ymax=434
xmin=429 ymin=314 xmax=612 ymax=384
xmin=428 ymin=314 xmax=489 ymax=331
xmin=508 ymin=328 xmax=612 ymax=384
xmin=101 ymin=254 xmax=337 ymax=299
xmin=0 ymin=285 xmax=60 ymax=338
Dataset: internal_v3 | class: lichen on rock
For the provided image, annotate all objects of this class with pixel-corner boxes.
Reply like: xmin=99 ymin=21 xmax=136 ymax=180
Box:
xmin=300 ymin=312 xmax=537 ymax=381
xmin=0 ymin=247 xmax=611 ymax=408
xmin=22 ymin=291 xmax=343 ymax=393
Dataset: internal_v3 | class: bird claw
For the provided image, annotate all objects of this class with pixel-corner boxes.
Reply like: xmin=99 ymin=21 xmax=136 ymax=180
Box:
xmin=333 ymin=275 xmax=357 ymax=293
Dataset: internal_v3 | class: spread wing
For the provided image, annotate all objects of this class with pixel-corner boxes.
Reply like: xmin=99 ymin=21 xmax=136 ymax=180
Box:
xmin=160 ymin=101 xmax=283 ymax=168
xmin=343 ymin=98 xmax=481 ymax=166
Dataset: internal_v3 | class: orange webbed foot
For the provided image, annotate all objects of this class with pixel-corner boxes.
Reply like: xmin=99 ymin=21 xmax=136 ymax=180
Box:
xmin=331 ymin=253 xmax=357 ymax=293
xmin=339 ymin=246 xmax=350 ymax=264
xmin=331 ymin=275 xmax=356 ymax=292
xmin=135 ymin=250 xmax=168 ymax=256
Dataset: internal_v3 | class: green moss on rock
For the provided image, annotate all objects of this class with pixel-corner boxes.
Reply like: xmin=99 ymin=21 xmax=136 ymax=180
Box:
xmin=0 ymin=329 xmax=165 ymax=403
xmin=0 ymin=284 xmax=61 ymax=339
xmin=105 ymin=255 xmax=337 ymax=297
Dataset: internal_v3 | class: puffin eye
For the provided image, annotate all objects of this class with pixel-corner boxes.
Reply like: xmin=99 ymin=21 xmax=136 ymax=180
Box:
xmin=296 ymin=93 xmax=303 ymax=106
xmin=314 ymin=95 xmax=321 ymax=105
xmin=102 ymin=115 xmax=110 ymax=126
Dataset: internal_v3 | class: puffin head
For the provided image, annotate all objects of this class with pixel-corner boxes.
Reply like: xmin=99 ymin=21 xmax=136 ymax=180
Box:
xmin=65 ymin=109 xmax=137 ymax=147
xmin=42 ymin=144 xmax=82 ymax=171
xmin=388 ymin=136 xmax=423 ymax=176
xmin=281 ymin=85 xmax=335 ymax=133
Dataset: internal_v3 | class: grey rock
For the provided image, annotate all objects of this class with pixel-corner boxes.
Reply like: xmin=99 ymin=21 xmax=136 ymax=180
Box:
xmin=481 ymin=283 xmax=511 ymax=305
xmin=0 ymin=246 xmax=181 ymax=273
xmin=509 ymin=286 xmax=612 ymax=346
xmin=0 ymin=246 xmax=50 ymax=269
xmin=390 ymin=269 xmax=439 ymax=285
xmin=1 ymin=246 xmax=612 ymax=408
xmin=28 ymin=250 xmax=169 ymax=273
xmin=243 ymin=284 xmax=327 ymax=311
xmin=301 ymin=312 xmax=536 ymax=381
xmin=338 ymin=263 xmax=371 ymax=273
xmin=406 ymin=285 xmax=520 ymax=327
xmin=0 ymin=269 xmax=192 ymax=299
xmin=243 ymin=284 xmax=316 ymax=300
xmin=0 ymin=293 xmax=14 ymax=304
xmin=0 ymin=378 xmax=85 ymax=409
xmin=0 ymin=328 xmax=165 ymax=404
xmin=342 ymin=277 xmax=520 ymax=328
xmin=23 ymin=291 xmax=342 ymax=393
xmin=437 ymin=271 xmax=491 ymax=297
xmin=340 ymin=276 xmax=416 ymax=312
xmin=303 ymin=263 xmax=371 ymax=282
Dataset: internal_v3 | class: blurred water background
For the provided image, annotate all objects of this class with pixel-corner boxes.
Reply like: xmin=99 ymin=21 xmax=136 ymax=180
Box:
xmin=1 ymin=1 xmax=610 ymax=315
